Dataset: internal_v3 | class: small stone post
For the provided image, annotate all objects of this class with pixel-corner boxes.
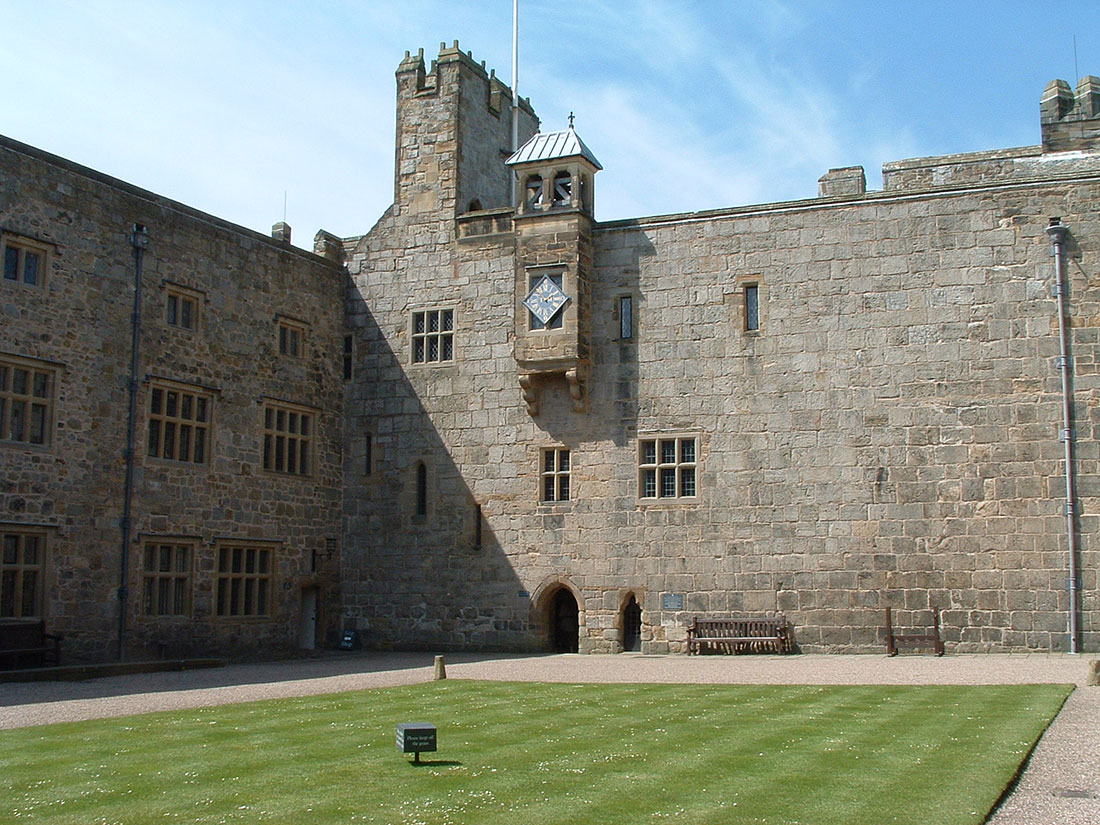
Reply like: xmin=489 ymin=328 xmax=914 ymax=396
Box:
xmin=434 ymin=654 xmax=447 ymax=680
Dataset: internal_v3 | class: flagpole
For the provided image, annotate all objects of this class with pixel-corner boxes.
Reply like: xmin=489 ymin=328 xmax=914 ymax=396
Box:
xmin=512 ymin=0 xmax=519 ymax=152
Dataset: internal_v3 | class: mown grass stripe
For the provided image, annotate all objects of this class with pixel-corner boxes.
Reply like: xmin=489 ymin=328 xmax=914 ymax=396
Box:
xmin=1 ymin=681 xmax=1071 ymax=825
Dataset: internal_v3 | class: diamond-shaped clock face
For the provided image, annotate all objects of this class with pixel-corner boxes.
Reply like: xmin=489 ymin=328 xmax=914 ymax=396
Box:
xmin=524 ymin=276 xmax=570 ymax=326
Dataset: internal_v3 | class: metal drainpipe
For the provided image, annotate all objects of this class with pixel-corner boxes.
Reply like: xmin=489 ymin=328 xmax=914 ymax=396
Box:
xmin=119 ymin=223 xmax=148 ymax=661
xmin=1045 ymin=218 xmax=1080 ymax=654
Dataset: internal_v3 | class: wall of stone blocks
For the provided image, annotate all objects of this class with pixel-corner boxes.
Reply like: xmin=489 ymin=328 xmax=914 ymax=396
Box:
xmin=1 ymin=136 xmax=345 ymax=662
xmin=587 ymin=180 xmax=1098 ymax=653
xmin=344 ymin=58 xmax=1099 ymax=653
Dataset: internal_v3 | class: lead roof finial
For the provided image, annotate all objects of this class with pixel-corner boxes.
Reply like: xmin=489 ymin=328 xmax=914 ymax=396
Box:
xmin=568 ymin=111 xmax=575 ymax=129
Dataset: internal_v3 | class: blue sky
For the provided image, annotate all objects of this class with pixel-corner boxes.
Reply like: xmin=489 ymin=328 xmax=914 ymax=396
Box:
xmin=4 ymin=1 xmax=1100 ymax=247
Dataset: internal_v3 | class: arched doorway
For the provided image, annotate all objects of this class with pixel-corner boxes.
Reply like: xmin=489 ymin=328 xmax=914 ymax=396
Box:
xmin=622 ymin=594 xmax=642 ymax=652
xmin=550 ymin=588 xmax=579 ymax=653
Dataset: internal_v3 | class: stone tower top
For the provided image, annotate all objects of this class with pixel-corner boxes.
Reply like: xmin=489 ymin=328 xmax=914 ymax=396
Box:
xmin=1041 ymin=75 xmax=1100 ymax=152
xmin=393 ymin=41 xmax=539 ymax=219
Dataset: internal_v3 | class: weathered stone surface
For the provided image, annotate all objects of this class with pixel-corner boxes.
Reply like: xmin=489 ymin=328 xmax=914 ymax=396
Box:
xmin=3 ymin=49 xmax=1098 ymax=661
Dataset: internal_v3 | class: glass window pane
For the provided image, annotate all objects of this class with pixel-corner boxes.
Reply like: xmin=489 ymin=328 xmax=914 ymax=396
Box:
xmin=441 ymin=335 xmax=453 ymax=360
xmin=32 ymin=371 xmax=48 ymax=398
xmin=544 ymin=475 xmax=555 ymax=501
xmin=680 ymin=467 xmax=696 ymax=497
xmin=151 ymin=388 xmax=163 ymax=415
xmin=24 ymin=536 xmax=38 ymax=565
xmin=413 ymin=338 xmax=425 ymax=362
xmin=163 ymin=422 xmax=176 ymax=459
xmin=23 ymin=252 xmax=39 ymax=285
xmin=167 ymin=295 xmax=178 ymax=325
xmin=641 ymin=440 xmax=656 ymax=465
xmin=428 ymin=337 xmax=438 ymax=361
xmin=558 ymin=475 xmax=569 ymax=501
xmin=3 ymin=246 xmax=17 ymax=280
xmin=428 ymin=311 xmax=439 ymax=333
xmin=745 ymin=285 xmax=760 ymax=331
xmin=21 ymin=570 xmax=37 ymax=616
xmin=194 ymin=428 xmax=205 ymax=464
xmin=559 ymin=450 xmax=570 ymax=471
xmin=442 ymin=310 xmax=453 ymax=331
xmin=179 ymin=425 xmax=191 ymax=461
xmin=148 ymin=419 xmax=161 ymax=455
xmin=181 ymin=298 xmax=193 ymax=329
xmin=660 ymin=467 xmax=676 ymax=497
xmin=661 ymin=440 xmax=676 ymax=464
xmin=10 ymin=400 xmax=25 ymax=441
xmin=165 ymin=391 xmax=178 ymax=417
xmin=181 ymin=393 xmax=192 ymax=420
xmin=413 ymin=312 xmax=425 ymax=334
xmin=642 ymin=468 xmax=656 ymax=498
xmin=680 ymin=438 xmax=695 ymax=463
xmin=29 ymin=404 xmax=46 ymax=444
xmin=12 ymin=369 xmax=27 ymax=395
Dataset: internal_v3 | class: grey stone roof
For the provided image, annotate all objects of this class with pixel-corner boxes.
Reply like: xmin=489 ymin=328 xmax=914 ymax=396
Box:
xmin=506 ymin=126 xmax=602 ymax=170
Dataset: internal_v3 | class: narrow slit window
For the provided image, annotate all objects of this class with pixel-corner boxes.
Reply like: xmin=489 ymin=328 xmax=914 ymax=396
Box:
xmin=745 ymin=284 xmax=760 ymax=332
xmin=619 ymin=295 xmax=633 ymax=340
xmin=415 ymin=462 xmax=428 ymax=516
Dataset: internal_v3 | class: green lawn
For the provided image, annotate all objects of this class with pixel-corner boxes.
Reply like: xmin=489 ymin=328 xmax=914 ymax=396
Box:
xmin=1 ymin=681 xmax=1070 ymax=825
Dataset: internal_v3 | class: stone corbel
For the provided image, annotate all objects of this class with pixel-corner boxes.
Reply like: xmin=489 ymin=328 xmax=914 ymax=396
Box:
xmin=565 ymin=364 xmax=587 ymax=413
xmin=519 ymin=373 xmax=539 ymax=417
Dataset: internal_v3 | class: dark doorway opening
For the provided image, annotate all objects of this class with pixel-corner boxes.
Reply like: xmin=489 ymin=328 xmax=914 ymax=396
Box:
xmin=622 ymin=594 xmax=642 ymax=652
xmin=550 ymin=588 xmax=579 ymax=653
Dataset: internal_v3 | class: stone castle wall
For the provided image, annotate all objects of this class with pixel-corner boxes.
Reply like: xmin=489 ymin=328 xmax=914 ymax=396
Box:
xmin=342 ymin=54 xmax=1099 ymax=654
xmin=1 ymin=136 xmax=345 ymax=662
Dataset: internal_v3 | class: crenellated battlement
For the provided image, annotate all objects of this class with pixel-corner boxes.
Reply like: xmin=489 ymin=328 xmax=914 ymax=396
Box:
xmin=396 ymin=40 xmax=536 ymax=118
xmin=1041 ymin=75 xmax=1100 ymax=152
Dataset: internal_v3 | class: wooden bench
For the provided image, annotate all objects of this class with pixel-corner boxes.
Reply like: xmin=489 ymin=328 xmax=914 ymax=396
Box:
xmin=0 ymin=618 xmax=62 ymax=670
xmin=687 ymin=615 xmax=793 ymax=655
xmin=884 ymin=607 xmax=944 ymax=656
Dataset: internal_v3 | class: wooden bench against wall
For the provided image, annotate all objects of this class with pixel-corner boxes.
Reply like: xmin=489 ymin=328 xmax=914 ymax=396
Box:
xmin=687 ymin=615 xmax=793 ymax=655
xmin=0 ymin=618 xmax=62 ymax=670
xmin=884 ymin=606 xmax=944 ymax=656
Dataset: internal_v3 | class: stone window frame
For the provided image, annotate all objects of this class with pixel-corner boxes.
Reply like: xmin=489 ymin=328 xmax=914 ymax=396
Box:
xmin=214 ymin=541 xmax=276 ymax=619
xmin=410 ymin=307 xmax=455 ymax=365
xmin=146 ymin=379 xmax=213 ymax=466
xmin=540 ymin=446 xmax=571 ymax=503
xmin=734 ymin=276 xmax=764 ymax=335
xmin=1 ymin=526 xmax=46 ymax=619
xmin=261 ymin=398 xmax=315 ymax=477
xmin=276 ymin=314 xmax=308 ymax=359
xmin=140 ymin=538 xmax=194 ymax=618
xmin=638 ymin=433 xmax=699 ymax=502
xmin=1 ymin=231 xmax=51 ymax=289
xmin=163 ymin=281 xmax=203 ymax=333
xmin=0 ymin=353 xmax=57 ymax=448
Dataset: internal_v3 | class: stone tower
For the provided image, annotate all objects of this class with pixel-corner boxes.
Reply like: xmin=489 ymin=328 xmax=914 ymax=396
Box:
xmin=394 ymin=41 xmax=538 ymax=217
xmin=1040 ymin=75 xmax=1100 ymax=152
